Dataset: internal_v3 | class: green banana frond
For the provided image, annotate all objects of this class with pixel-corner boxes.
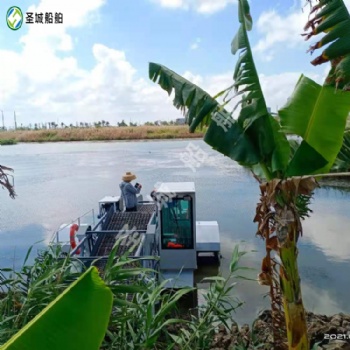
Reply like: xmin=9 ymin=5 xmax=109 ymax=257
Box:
xmin=332 ymin=131 xmax=350 ymax=171
xmin=279 ymin=75 xmax=349 ymax=175
xmin=229 ymin=0 xmax=291 ymax=175
xmin=304 ymin=0 xmax=350 ymax=90
xmin=231 ymin=0 xmax=268 ymax=129
xmin=149 ymin=63 xmax=262 ymax=166
xmin=149 ymin=63 xmax=218 ymax=132
xmin=149 ymin=0 xmax=291 ymax=176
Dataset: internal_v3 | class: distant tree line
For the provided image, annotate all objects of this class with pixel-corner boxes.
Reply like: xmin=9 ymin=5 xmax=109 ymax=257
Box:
xmin=0 ymin=118 xmax=187 ymax=131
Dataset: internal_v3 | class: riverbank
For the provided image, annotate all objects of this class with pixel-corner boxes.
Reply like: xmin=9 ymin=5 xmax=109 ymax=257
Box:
xmin=200 ymin=310 xmax=350 ymax=349
xmin=0 ymin=126 xmax=204 ymax=143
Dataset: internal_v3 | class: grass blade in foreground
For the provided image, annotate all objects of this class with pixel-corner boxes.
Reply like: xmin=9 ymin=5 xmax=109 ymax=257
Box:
xmin=0 ymin=266 xmax=113 ymax=350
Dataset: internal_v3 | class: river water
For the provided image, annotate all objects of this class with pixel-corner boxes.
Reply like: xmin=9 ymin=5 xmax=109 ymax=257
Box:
xmin=0 ymin=140 xmax=349 ymax=324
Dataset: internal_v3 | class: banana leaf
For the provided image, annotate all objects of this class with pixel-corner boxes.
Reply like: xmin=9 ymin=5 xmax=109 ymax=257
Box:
xmin=332 ymin=131 xmax=350 ymax=171
xmin=150 ymin=0 xmax=290 ymax=176
xmin=305 ymin=0 xmax=350 ymax=90
xmin=279 ymin=75 xmax=350 ymax=175
xmin=149 ymin=63 xmax=261 ymax=166
xmin=1 ymin=267 xmax=113 ymax=350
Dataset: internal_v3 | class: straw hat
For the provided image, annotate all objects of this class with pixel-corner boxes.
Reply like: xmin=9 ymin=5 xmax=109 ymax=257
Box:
xmin=122 ymin=171 xmax=136 ymax=182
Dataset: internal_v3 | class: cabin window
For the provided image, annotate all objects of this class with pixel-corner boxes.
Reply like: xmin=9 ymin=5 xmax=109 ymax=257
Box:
xmin=161 ymin=197 xmax=193 ymax=249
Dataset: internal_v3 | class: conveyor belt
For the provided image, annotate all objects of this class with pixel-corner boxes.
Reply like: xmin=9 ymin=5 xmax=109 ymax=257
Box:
xmin=93 ymin=205 xmax=155 ymax=270
xmin=106 ymin=212 xmax=152 ymax=231
xmin=137 ymin=203 xmax=156 ymax=214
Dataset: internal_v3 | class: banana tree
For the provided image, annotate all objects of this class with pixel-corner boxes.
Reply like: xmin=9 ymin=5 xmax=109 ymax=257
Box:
xmin=149 ymin=0 xmax=350 ymax=349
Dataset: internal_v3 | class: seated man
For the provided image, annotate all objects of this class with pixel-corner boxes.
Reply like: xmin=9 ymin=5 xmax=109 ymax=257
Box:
xmin=119 ymin=171 xmax=142 ymax=212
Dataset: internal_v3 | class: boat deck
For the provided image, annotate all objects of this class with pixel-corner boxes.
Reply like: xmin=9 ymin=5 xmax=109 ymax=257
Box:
xmin=93 ymin=204 xmax=156 ymax=269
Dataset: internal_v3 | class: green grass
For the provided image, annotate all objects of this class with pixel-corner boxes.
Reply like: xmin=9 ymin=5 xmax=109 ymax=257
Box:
xmin=0 ymin=139 xmax=17 ymax=145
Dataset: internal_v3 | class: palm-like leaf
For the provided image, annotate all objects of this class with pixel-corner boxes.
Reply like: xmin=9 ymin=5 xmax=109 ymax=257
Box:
xmin=279 ymin=75 xmax=350 ymax=175
xmin=149 ymin=63 xmax=261 ymax=166
xmin=305 ymin=0 xmax=350 ymax=90
xmin=332 ymin=131 xmax=350 ymax=171
xmin=279 ymin=0 xmax=350 ymax=176
xmin=1 ymin=267 xmax=113 ymax=350
xmin=150 ymin=0 xmax=291 ymax=177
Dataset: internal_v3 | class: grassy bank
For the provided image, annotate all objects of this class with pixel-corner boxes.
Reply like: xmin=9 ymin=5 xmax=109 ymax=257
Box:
xmin=0 ymin=126 xmax=204 ymax=143
xmin=0 ymin=138 xmax=17 ymax=145
xmin=1 ymin=243 xmax=348 ymax=349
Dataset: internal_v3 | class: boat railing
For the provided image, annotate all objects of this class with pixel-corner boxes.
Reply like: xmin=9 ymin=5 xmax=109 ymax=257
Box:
xmin=70 ymin=230 xmax=160 ymax=275
xmin=70 ymin=228 xmax=148 ymax=257
xmin=51 ymin=209 xmax=96 ymax=244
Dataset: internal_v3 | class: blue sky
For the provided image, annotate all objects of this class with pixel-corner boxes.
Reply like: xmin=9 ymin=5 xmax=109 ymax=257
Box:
xmin=0 ymin=0 xmax=348 ymax=126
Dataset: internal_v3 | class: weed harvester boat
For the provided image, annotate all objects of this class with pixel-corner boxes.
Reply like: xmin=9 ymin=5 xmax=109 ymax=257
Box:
xmin=50 ymin=182 xmax=221 ymax=288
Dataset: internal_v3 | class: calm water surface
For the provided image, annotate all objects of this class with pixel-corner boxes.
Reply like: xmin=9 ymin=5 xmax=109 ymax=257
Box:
xmin=1 ymin=140 xmax=350 ymax=324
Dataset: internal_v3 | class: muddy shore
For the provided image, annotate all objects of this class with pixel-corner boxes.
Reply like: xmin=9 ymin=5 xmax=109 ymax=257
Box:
xmin=211 ymin=310 xmax=350 ymax=350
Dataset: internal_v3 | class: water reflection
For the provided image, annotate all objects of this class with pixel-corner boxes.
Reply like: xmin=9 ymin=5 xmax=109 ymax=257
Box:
xmin=0 ymin=140 xmax=349 ymax=323
xmin=0 ymin=224 xmax=46 ymax=269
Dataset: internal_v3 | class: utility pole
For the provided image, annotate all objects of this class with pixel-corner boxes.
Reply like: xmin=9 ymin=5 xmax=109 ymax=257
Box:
xmin=14 ymin=111 xmax=17 ymax=130
xmin=1 ymin=110 xmax=4 ymax=130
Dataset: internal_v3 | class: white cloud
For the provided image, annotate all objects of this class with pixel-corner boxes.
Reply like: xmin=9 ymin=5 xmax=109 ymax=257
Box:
xmin=150 ymin=0 xmax=236 ymax=14
xmin=21 ymin=0 xmax=105 ymax=53
xmin=183 ymin=71 xmax=204 ymax=86
xmin=254 ymin=2 xmax=350 ymax=61
xmin=190 ymin=37 xmax=201 ymax=50
xmin=303 ymin=212 xmax=350 ymax=262
xmin=302 ymin=283 xmax=344 ymax=315
xmin=259 ymin=71 xmax=322 ymax=111
xmin=253 ymin=10 xmax=308 ymax=61
xmin=0 ymin=0 xmax=333 ymax=127
xmin=0 ymin=0 xmax=186 ymax=126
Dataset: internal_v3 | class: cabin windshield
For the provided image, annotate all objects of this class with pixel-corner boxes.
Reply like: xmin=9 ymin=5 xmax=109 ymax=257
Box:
xmin=161 ymin=197 xmax=193 ymax=249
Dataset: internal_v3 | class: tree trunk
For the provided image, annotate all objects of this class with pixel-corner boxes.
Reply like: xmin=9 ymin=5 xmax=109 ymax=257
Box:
xmin=277 ymin=208 xmax=309 ymax=350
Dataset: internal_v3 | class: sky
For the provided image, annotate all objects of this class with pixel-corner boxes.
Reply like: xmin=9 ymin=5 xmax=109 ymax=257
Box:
xmin=0 ymin=0 xmax=349 ymax=127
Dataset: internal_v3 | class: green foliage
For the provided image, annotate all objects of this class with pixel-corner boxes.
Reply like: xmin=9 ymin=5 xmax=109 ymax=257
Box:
xmin=0 ymin=240 xmax=257 ymax=350
xmin=117 ymin=120 xmax=128 ymax=127
xmin=280 ymin=75 xmax=350 ymax=175
xmin=150 ymin=0 xmax=350 ymax=181
xmin=149 ymin=0 xmax=291 ymax=178
xmin=0 ymin=139 xmax=17 ymax=145
xmin=172 ymin=245 xmax=247 ymax=350
xmin=0 ymin=265 xmax=113 ymax=350
xmin=332 ymin=130 xmax=350 ymax=172
xmin=0 ymin=245 xmax=84 ymax=343
xmin=305 ymin=0 xmax=350 ymax=90
xmin=149 ymin=63 xmax=263 ymax=167
xmin=149 ymin=2 xmax=350 ymax=349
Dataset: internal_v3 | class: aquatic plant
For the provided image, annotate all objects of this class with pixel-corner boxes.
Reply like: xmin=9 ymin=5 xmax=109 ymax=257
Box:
xmin=170 ymin=245 xmax=245 ymax=350
xmin=149 ymin=0 xmax=350 ymax=349
xmin=0 ymin=241 xmax=248 ymax=350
